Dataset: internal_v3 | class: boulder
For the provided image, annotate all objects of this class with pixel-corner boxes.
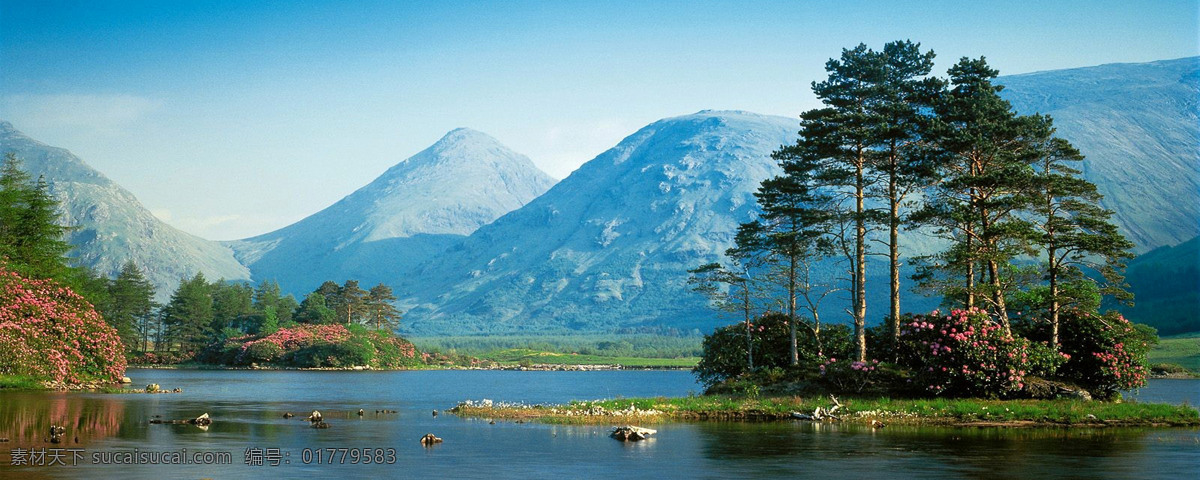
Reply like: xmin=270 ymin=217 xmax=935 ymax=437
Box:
xmin=420 ymin=433 xmax=443 ymax=445
xmin=120 ymin=376 xmax=132 ymax=384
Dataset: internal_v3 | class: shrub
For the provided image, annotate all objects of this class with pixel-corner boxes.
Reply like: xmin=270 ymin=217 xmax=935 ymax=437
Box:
xmin=1053 ymin=310 xmax=1152 ymax=398
xmin=0 ymin=267 xmax=126 ymax=385
xmin=693 ymin=313 xmax=792 ymax=388
xmin=896 ymin=308 xmax=1031 ymax=398
xmin=819 ymin=357 xmax=881 ymax=394
xmin=241 ymin=340 xmax=284 ymax=364
xmin=694 ymin=313 xmax=853 ymax=389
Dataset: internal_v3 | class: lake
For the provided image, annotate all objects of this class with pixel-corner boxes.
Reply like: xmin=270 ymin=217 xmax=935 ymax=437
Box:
xmin=1 ymin=369 xmax=1197 ymax=479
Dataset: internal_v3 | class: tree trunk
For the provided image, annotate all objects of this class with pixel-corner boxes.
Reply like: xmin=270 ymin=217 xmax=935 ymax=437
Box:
xmin=987 ymin=257 xmax=1011 ymax=335
xmin=890 ymin=188 xmax=901 ymax=355
xmin=1048 ymin=246 xmax=1060 ymax=347
xmin=788 ymin=254 xmax=799 ymax=366
xmin=854 ymin=154 xmax=867 ymax=362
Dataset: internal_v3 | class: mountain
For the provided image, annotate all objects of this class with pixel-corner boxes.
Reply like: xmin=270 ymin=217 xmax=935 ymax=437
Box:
xmin=226 ymin=128 xmax=556 ymax=294
xmin=0 ymin=121 xmax=250 ymax=295
xmin=999 ymin=57 xmax=1200 ymax=253
xmin=399 ymin=111 xmax=796 ymax=334
xmin=1113 ymin=235 xmax=1200 ymax=335
xmin=397 ymin=58 xmax=1198 ymax=335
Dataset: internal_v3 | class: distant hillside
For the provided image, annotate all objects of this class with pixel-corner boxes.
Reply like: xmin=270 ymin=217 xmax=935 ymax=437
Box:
xmin=1000 ymin=57 xmax=1200 ymax=253
xmin=227 ymin=128 xmax=556 ymax=294
xmin=0 ymin=121 xmax=250 ymax=296
xmin=1116 ymin=235 xmax=1200 ymax=335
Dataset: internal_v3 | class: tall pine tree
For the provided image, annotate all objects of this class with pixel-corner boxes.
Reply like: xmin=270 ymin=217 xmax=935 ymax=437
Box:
xmin=1030 ymin=136 xmax=1134 ymax=345
xmin=104 ymin=261 xmax=157 ymax=353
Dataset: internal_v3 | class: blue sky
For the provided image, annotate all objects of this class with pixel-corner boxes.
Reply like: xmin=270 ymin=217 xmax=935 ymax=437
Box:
xmin=1 ymin=0 xmax=1197 ymax=240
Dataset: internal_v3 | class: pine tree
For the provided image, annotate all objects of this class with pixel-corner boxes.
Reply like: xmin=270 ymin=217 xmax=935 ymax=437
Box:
xmin=688 ymin=253 xmax=759 ymax=369
xmin=296 ymin=292 xmax=336 ymax=324
xmin=916 ymin=57 xmax=1048 ymax=334
xmin=1030 ymin=136 xmax=1134 ymax=345
xmin=736 ymin=165 xmax=830 ymax=365
xmin=366 ymin=283 xmax=402 ymax=330
xmin=161 ymin=272 xmax=214 ymax=352
xmin=864 ymin=41 xmax=942 ymax=350
xmin=800 ymin=45 xmax=881 ymax=362
xmin=0 ymin=153 xmax=74 ymax=280
xmin=211 ymin=281 xmax=254 ymax=334
xmin=104 ymin=260 xmax=157 ymax=354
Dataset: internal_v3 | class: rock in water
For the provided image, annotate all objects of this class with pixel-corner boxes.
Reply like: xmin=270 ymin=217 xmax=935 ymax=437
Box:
xmin=420 ymin=433 xmax=443 ymax=445
xmin=610 ymin=426 xmax=656 ymax=442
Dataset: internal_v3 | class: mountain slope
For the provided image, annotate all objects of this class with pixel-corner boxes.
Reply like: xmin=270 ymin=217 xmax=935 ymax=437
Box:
xmin=400 ymin=111 xmax=795 ymax=334
xmin=999 ymin=56 xmax=1200 ymax=253
xmin=0 ymin=121 xmax=250 ymax=295
xmin=227 ymin=128 xmax=556 ymax=294
xmin=1113 ymin=235 xmax=1200 ymax=335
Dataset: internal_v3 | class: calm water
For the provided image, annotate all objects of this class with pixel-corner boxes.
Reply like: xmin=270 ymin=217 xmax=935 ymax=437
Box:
xmin=1 ymin=370 xmax=1197 ymax=479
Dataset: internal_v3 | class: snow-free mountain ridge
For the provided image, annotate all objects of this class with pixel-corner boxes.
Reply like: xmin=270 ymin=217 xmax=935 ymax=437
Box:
xmin=0 ymin=121 xmax=250 ymax=296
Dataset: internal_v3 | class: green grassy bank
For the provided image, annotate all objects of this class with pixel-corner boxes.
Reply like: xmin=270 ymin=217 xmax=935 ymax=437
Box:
xmin=450 ymin=394 xmax=1200 ymax=427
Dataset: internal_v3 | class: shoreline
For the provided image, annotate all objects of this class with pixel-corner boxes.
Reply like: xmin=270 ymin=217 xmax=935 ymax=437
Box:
xmin=124 ymin=363 xmax=693 ymax=372
xmin=448 ymin=394 xmax=1200 ymax=428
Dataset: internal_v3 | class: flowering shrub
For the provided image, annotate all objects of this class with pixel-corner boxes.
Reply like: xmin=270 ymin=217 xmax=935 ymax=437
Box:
xmin=0 ymin=267 xmax=126 ymax=385
xmin=196 ymin=323 xmax=425 ymax=369
xmin=896 ymin=308 xmax=1030 ymax=397
xmin=819 ymin=357 xmax=881 ymax=393
xmin=1054 ymin=310 xmax=1152 ymax=398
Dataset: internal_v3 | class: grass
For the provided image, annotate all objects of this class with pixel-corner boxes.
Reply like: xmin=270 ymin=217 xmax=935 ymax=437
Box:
xmin=0 ymin=374 xmax=44 ymax=390
xmin=450 ymin=393 xmax=1200 ymax=427
xmin=1148 ymin=333 xmax=1200 ymax=372
xmin=472 ymin=348 xmax=699 ymax=368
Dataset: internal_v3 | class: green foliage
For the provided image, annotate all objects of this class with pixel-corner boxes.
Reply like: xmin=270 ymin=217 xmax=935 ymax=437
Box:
xmin=102 ymin=260 xmax=157 ymax=355
xmin=242 ymin=340 xmax=283 ymax=364
xmin=160 ymin=272 xmax=214 ymax=352
xmin=0 ymin=154 xmax=74 ymax=280
xmin=295 ymin=292 xmax=337 ymax=324
xmin=693 ymin=313 xmax=852 ymax=388
xmin=1047 ymin=310 xmax=1153 ymax=398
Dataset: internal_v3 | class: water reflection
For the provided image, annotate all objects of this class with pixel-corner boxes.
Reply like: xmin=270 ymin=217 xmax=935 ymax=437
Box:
xmin=0 ymin=392 xmax=126 ymax=448
xmin=0 ymin=372 xmax=1195 ymax=479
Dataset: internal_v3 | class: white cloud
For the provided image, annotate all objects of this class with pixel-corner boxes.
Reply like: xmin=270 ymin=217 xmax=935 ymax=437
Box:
xmin=149 ymin=208 xmax=173 ymax=222
xmin=0 ymin=93 xmax=162 ymax=135
xmin=524 ymin=119 xmax=637 ymax=179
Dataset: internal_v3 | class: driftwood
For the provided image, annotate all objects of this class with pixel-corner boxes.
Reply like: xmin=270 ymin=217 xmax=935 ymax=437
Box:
xmin=791 ymin=395 xmax=843 ymax=422
xmin=610 ymin=426 xmax=657 ymax=441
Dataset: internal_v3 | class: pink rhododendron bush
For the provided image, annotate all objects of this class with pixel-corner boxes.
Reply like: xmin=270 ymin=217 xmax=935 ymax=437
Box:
xmin=896 ymin=308 xmax=1047 ymax=398
xmin=199 ymin=323 xmax=423 ymax=369
xmin=0 ymin=267 xmax=126 ymax=386
xmin=1045 ymin=310 xmax=1152 ymax=398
